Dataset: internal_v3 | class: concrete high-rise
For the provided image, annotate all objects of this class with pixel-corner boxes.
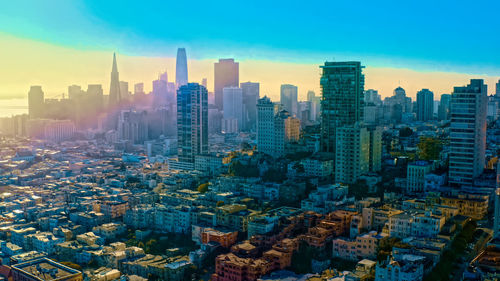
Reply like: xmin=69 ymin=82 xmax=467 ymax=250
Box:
xmin=214 ymin=59 xmax=239 ymax=111
xmin=320 ymin=61 xmax=364 ymax=153
xmin=449 ymin=79 xmax=487 ymax=186
xmin=257 ymin=96 xmax=275 ymax=156
xmin=280 ymin=84 xmax=298 ymax=117
xmin=438 ymin=94 xmax=451 ymax=121
xmin=335 ymin=124 xmax=369 ymax=184
xmin=28 ymin=86 xmax=45 ymax=119
xmin=496 ymin=79 xmax=500 ymax=98
xmin=177 ymin=83 xmax=208 ymax=163
xmin=241 ymin=82 xmax=260 ymax=131
xmin=222 ymin=87 xmax=243 ymax=132
xmin=117 ymin=109 xmax=148 ymax=144
xmin=176 ymin=48 xmax=188 ymax=88
xmin=416 ymin=88 xmax=434 ymax=121
xmin=108 ymin=53 xmax=121 ymax=108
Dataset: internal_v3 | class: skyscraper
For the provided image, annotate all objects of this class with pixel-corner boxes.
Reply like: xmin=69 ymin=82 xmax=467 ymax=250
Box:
xmin=438 ymin=94 xmax=451 ymax=121
xmin=108 ymin=53 xmax=121 ymax=108
xmin=449 ymin=79 xmax=487 ymax=186
xmin=28 ymin=86 xmax=44 ymax=119
xmin=222 ymin=87 xmax=243 ymax=131
xmin=416 ymin=88 xmax=434 ymax=121
xmin=241 ymin=82 xmax=260 ymax=131
xmin=320 ymin=61 xmax=364 ymax=153
xmin=177 ymin=83 xmax=208 ymax=164
xmin=117 ymin=109 xmax=148 ymax=144
xmin=280 ymin=84 xmax=298 ymax=116
xmin=257 ymin=96 xmax=275 ymax=156
xmin=176 ymin=48 xmax=188 ymax=88
xmin=214 ymin=59 xmax=239 ymax=111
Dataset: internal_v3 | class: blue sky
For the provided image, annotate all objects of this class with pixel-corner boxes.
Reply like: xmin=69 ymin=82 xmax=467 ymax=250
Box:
xmin=1 ymin=0 xmax=499 ymax=74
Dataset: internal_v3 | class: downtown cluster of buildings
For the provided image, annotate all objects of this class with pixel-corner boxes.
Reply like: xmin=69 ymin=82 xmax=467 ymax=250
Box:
xmin=0 ymin=49 xmax=499 ymax=281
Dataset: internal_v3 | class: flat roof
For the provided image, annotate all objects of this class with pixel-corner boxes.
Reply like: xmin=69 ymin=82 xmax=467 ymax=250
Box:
xmin=12 ymin=258 xmax=81 ymax=280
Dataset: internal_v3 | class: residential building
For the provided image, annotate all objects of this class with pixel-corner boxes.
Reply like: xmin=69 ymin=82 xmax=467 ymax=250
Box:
xmin=416 ymin=89 xmax=434 ymax=121
xmin=320 ymin=61 xmax=364 ymax=153
xmin=406 ymin=161 xmax=433 ymax=194
xmin=12 ymin=258 xmax=82 ymax=281
xmin=177 ymin=83 xmax=208 ymax=164
xmin=449 ymin=79 xmax=487 ymax=186
xmin=335 ymin=124 xmax=370 ymax=184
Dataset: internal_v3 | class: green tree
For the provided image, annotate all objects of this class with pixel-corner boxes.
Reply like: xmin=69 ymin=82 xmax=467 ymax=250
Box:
xmin=197 ymin=183 xmax=209 ymax=193
xmin=399 ymin=127 xmax=413 ymax=138
xmin=417 ymin=137 xmax=442 ymax=160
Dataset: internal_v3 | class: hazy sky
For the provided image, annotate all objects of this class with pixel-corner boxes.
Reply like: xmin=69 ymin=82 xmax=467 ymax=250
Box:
xmin=0 ymin=0 xmax=499 ymax=101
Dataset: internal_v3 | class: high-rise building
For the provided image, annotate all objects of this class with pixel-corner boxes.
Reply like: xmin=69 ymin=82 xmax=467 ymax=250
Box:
xmin=201 ymin=78 xmax=207 ymax=88
xmin=335 ymin=124 xmax=369 ymax=184
xmin=119 ymin=81 xmax=130 ymax=102
xmin=496 ymin=79 xmax=500 ymax=98
xmin=68 ymin=85 xmax=84 ymax=100
xmin=438 ymin=94 xmax=451 ymax=121
xmin=117 ymin=110 xmax=148 ymax=144
xmin=109 ymin=53 xmax=121 ymax=108
xmin=153 ymin=79 xmax=168 ymax=107
xmin=222 ymin=87 xmax=243 ymax=131
xmin=280 ymin=84 xmax=298 ymax=117
xmin=257 ymin=96 xmax=275 ymax=156
xmin=176 ymin=48 xmax=188 ymax=88
xmin=134 ymin=83 xmax=144 ymax=95
xmin=416 ymin=88 xmax=434 ymax=121
xmin=214 ymin=59 xmax=239 ymax=110
xmin=307 ymin=90 xmax=321 ymax=122
xmin=177 ymin=83 xmax=208 ymax=163
xmin=368 ymin=126 xmax=382 ymax=172
xmin=320 ymin=61 xmax=364 ymax=153
xmin=241 ymin=82 xmax=260 ymax=131
xmin=494 ymin=164 xmax=500 ymax=238
xmin=28 ymin=86 xmax=44 ymax=119
xmin=284 ymin=115 xmax=300 ymax=142
xmin=449 ymin=79 xmax=487 ymax=186
xmin=364 ymin=89 xmax=381 ymax=105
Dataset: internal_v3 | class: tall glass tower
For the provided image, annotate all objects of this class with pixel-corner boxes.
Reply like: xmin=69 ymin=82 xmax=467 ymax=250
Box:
xmin=176 ymin=48 xmax=188 ymax=88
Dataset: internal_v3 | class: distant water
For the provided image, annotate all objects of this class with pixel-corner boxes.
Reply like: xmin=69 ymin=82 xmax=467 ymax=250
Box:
xmin=0 ymin=98 xmax=28 ymax=117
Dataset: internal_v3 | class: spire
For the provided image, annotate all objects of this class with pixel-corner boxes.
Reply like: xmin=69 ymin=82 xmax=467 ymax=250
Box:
xmin=112 ymin=52 xmax=118 ymax=73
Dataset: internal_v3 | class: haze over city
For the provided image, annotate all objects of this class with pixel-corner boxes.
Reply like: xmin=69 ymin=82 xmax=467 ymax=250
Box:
xmin=0 ymin=1 xmax=499 ymax=281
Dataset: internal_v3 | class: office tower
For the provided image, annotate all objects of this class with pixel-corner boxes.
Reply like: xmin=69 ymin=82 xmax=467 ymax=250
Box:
xmin=284 ymin=116 xmax=300 ymax=142
xmin=176 ymin=48 xmax=188 ymax=88
xmin=320 ymin=61 xmax=364 ymax=153
xmin=438 ymin=94 xmax=451 ymax=121
xmin=307 ymin=90 xmax=321 ymax=122
xmin=177 ymin=83 xmax=208 ymax=163
xmin=298 ymin=101 xmax=311 ymax=124
xmin=134 ymin=83 xmax=144 ymax=95
xmin=119 ymin=81 xmax=130 ymax=101
xmin=201 ymin=78 xmax=207 ymax=88
xmin=222 ymin=87 xmax=243 ymax=132
xmin=87 ymin=84 xmax=104 ymax=127
xmin=257 ymin=96 xmax=275 ymax=156
xmin=368 ymin=126 xmax=382 ymax=172
xmin=364 ymin=89 xmax=381 ymax=105
xmin=160 ymin=71 xmax=168 ymax=82
xmin=416 ymin=89 xmax=434 ymax=121
xmin=496 ymin=80 xmax=500 ymax=98
xmin=153 ymin=78 xmax=168 ymax=106
xmin=109 ymin=53 xmax=121 ymax=108
xmin=68 ymin=85 xmax=84 ymax=100
xmin=280 ymin=84 xmax=298 ymax=116
xmin=449 ymin=79 xmax=487 ymax=186
xmin=241 ymin=82 xmax=260 ymax=131
xmin=214 ymin=59 xmax=239 ymax=110
xmin=487 ymin=96 xmax=499 ymax=121
xmin=208 ymin=105 xmax=222 ymax=134
xmin=28 ymin=86 xmax=44 ymax=119
xmin=117 ymin=110 xmax=148 ymax=144
xmin=273 ymin=110 xmax=289 ymax=157
xmin=335 ymin=124 xmax=369 ymax=184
